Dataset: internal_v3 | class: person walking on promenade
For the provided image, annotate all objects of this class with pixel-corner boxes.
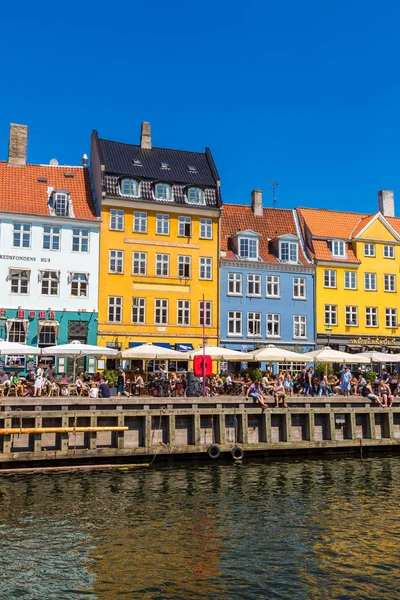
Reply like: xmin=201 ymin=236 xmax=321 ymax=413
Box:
xmin=117 ymin=368 xmax=126 ymax=398
xmin=318 ymin=371 xmax=329 ymax=397
xmin=341 ymin=367 xmax=352 ymax=397
xmin=304 ymin=367 xmax=314 ymax=398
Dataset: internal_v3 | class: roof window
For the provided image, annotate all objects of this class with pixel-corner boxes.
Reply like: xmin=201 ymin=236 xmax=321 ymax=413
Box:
xmin=133 ymin=159 xmax=142 ymax=166
xmin=330 ymin=239 xmax=346 ymax=258
xmin=53 ymin=191 xmax=70 ymax=217
xmin=188 ymin=165 xmax=197 ymax=173
xmin=120 ymin=178 xmax=139 ymax=197
xmin=38 ymin=177 xmax=47 ymax=183
xmin=160 ymin=162 xmax=170 ymax=170
xmin=186 ymin=187 xmax=205 ymax=205
xmin=154 ymin=183 xmax=173 ymax=202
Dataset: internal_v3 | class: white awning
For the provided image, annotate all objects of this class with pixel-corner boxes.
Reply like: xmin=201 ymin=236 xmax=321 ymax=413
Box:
xmin=38 ymin=319 xmax=60 ymax=337
xmin=6 ymin=318 xmax=29 ymax=337
xmin=9 ymin=268 xmax=31 ymax=279
xmin=38 ymin=270 xmax=60 ymax=281
xmin=68 ymin=272 xmax=89 ymax=282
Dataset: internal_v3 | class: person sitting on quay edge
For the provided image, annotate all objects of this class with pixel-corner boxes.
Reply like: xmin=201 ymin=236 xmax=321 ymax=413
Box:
xmin=273 ymin=376 xmax=288 ymax=408
xmin=379 ymin=380 xmax=394 ymax=408
xmin=99 ymin=377 xmax=111 ymax=398
xmin=354 ymin=373 xmax=366 ymax=396
xmin=362 ymin=381 xmax=384 ymax=407
xmin=246 ymin=379 xmax=268 ymax=410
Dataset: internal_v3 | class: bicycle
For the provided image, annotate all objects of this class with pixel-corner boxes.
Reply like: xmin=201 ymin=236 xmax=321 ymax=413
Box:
xmin=185 ymin=378 xmax=210 ymax=398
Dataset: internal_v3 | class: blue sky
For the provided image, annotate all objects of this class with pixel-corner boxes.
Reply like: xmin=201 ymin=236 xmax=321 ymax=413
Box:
xmin=2 ymin=0 xmax=399 ymax=213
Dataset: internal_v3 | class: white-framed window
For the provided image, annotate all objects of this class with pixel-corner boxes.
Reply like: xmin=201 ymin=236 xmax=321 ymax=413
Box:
xmin=38 ymin=325 xmax=57 ymax=346
xmin=132 ymin=252 xmax=147 ymax=275
xmin=155 ymin=183 xmax=172 ymax=201
xmin=266 ymin=275 xmax=280 ymax=298
xmin=200 ymin=218 xmax=212 ymax=239
xmin=43 ymin=225 xmax=61 ymax=250
xmin=366 ymin=307 xmax=378 ymax=328
xmin=41 ymin=271 xmax=59 ymax=296
xmin=344 ymin=271 xmax=357 ymax=290
xmin=187 ymin=187 xmax=204 ymax=205
xmin=386 ymin=308 xmax=397 ymax=328
xmin=384 ymin=245 xmax=395 ymax=259
xmin=13 ymin=223 xmax=31 ymax=248
xmin=228 ymin=272 xmax=242 ymax=295
xmin=178 ymin=255 xmax=191 ymax=278
xmin=177 ymin=300 xmax=191 ymax=325
xmin=248 ymin=312 xmax=261 ymax=337
xmin=293 ymin=277 xmax=306 ymax=299
xmin=199 ymin=301 xmax=212 ymax=327
xmin=121 ymin=178 xmax=139 ymax=197
xmin=384 ymin=273 xmax=396 ymax=292
xmin=324 ymin=304 xmax=337 ymax=326
xmin=110 ymin=209 xmax=124 ymax=231
xmin=10 ymin=270 xmax=30 ymax=294
xmin=8 ymin=321 xmax=27 ymax=343
xmin=156 ymin=213 xmax=170 ymax=235
xmin=266 ymin=313 xmax=280 ymax=337
xmin=199 ymin=257 xmax=212 ymax=280
xmin=132 ymin=297 xmax=146 ymax=324
xmin=156 ymin=253 xmax=169 ymax=276
xmin=324 ymin=269 xmax=337 ymax=288
xmin=364 ymin=243 xmax=375 ymax=257
xmin=345 ymin=306 xmax=358 ymax=326
xmin=279 ymin=241 xmax=298 ymax=263
xmin=108 ymin=296 xmax=122 ymax=322
xmin=364 ymin=272 xmax=377 ymax=291
xmin=72 ymin=228 xmax=89 ymax=252
xmin=71 ymin=273 xmax=88 ymax=297
xmin=293 ymin=315 xmax=307 ymax=338
xmin=228 ymin=311 xmax=242 ymax=336
xmin=331 ymin=240 xmax=346 ymax=258
xmin=155 ymin=299 xmax=168 ymax=324
xmin=239 ymin=237 xmax=258 ymax=260
xmin=53 ymin=191 xmax=70 ymax=216
xmin=247 ymin=273 xmax=261 ymax=296
xmin=133 ymin=211 xmax=147 ymax=233
xmin=178 ymin=216 xmax=192 ymax=237
xmin=109 ymin=250 xmax=124 ymax=274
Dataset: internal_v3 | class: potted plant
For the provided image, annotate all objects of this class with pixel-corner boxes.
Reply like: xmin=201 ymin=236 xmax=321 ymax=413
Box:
xmin=103 ymin=368 xmax=118 ymax=396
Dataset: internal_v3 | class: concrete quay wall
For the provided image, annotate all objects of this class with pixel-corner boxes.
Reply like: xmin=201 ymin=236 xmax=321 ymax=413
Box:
xmin=0 ymin=396 xmax=400 ymax=468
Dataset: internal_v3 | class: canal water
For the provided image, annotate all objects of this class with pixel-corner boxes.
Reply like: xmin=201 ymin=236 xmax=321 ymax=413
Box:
xmin=1 ymin=456 xmax=399 ymax=599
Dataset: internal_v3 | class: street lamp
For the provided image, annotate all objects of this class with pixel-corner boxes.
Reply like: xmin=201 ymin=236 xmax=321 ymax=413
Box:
xmin=325 ymin=326 xmax=333 ymax=347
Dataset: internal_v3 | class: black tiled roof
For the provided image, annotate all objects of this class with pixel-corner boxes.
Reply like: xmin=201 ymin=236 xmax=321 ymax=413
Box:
xmin=97 ymin=137 xmax=219 ymax=187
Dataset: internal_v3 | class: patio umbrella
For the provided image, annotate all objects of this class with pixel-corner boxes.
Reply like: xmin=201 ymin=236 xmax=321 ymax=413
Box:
xmin=252 ymin=344 xmax=309 ymax=363
xmin=351 ymin=351 xmax=397 ymax=363
xmin=189 ymin=345 xmax=254 ymax=361
xmin=0 ymin=339 xmax=41 ymax=355
xmin=41 ymin=340 xmax=119 ymax=378
xmin=302 ymin=347 xmax=371 ymax=364
xmin=120 ymin=343 xmax=189 ymax=360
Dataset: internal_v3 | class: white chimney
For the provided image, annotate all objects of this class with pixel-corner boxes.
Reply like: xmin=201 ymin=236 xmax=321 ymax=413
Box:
xmin=8 ymin=123 xmax=28 ymax=166
xmin=378 ymin=190 xmax=395 ymax=217
xmin=251 ymin=189 xmax=263 ymax=216
xmin=140 ymin=122 xmax=152 ymax=149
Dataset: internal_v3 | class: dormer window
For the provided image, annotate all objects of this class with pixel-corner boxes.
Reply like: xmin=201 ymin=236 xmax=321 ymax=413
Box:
xmin=279 ymin=241 xmax=298 ymax=263
xmin=53 ymin=191 xmax=70 ymax=217
xmin=239 ymin=237 xmax=258 ymax=260
xmin=121 ymin=178 xmax=139 ymax=197
xmin=331 ymin=240 xmax=346 ymax=258
xmin=186 ymin=187 xmax=205 ymax=205
xmin=155 ymin=183 xmax=172 ymax=201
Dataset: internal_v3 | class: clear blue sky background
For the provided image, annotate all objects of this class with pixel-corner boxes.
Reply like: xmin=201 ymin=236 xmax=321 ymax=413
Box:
xmin=2 ymin=0 xmax=399 ymax=213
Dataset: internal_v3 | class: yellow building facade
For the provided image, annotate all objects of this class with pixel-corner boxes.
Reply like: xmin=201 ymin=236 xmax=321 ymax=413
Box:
xmin=299 ymin=204 xmax=400 ymax=352
xmin=90 ymin=123 xmax=221 ymax=363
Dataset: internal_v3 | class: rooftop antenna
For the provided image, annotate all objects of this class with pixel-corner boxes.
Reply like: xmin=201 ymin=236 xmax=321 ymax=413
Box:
xmin=267 ymin=178 xmax=279 ymax=208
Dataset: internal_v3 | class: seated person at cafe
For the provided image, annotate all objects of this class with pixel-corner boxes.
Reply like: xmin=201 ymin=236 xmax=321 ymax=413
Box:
xmin=0 ymin=371 xmax=9 ymax=384
xmin=134 ymin=372 xmax=145 ymax=395
xmin=99 ymin=377 xmax=111 ymax=398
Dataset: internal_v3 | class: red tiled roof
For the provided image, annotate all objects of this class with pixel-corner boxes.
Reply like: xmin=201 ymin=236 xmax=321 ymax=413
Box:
xmin=312 ymin=240 xmax=360 ymax=264
xmin=0 ymin=162 xmax=97 ymax=221
xmin=297 ymin=206 xmax=367 ymax=239
xmin=220 ymin=204 xmax=310 ymax=265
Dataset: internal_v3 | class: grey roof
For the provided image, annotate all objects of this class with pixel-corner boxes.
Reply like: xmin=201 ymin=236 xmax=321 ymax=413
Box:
xmin=96 ymin=136 xmax=219 ymax=187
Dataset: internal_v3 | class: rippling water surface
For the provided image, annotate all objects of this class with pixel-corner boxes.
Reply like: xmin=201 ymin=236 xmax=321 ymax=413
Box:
xmin=1 ymin=456 xmax=400 ymax=599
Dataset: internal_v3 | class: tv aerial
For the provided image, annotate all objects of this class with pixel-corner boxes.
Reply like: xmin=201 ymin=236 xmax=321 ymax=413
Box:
xmin=267 ymin=178 xmax=279 ymax=208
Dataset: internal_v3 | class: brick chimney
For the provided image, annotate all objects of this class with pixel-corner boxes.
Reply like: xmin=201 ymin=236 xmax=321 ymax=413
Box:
xmin=140 ymin=121 xmax=152 ymax=150
xmin=8 ymin=123 xmax=28 ymax=166
xmin=251 ymin=189 xmax=263 ymax=216
xmin=378 ymin=190 xmax=395 ymax=217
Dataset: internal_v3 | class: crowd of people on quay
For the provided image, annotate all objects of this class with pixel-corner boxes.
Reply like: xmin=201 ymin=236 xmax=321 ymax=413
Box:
xmin=0 ymin=363 xmax=398 ymax=408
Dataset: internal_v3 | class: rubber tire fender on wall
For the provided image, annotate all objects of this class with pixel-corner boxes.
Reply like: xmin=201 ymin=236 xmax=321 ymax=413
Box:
xmin=207 ymin=444 xmax=221 ymax=459
xmin=231 ymin=446 xmax=244 ymax=460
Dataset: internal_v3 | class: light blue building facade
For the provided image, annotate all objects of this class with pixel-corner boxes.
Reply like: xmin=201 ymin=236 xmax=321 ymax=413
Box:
xmin=219 ymin=196 xmax=315 ymax=369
